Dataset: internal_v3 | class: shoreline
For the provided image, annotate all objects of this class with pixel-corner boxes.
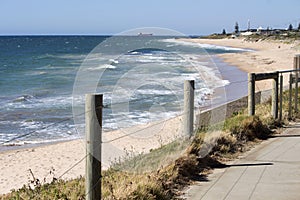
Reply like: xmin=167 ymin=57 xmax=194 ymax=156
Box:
xmin=0 ymin=67 xmax=247 ymax=195
xmin=0 ymin=53 xmax=247 ymax=154
xmin=0 ymin=138 xmax=79 ymax=153
xmin=180 ymin=38 xmax=300 ymax=91
xmin=0 ymin=113 xmax=187 ymax=194
xmin=2 ymin=38 xmax=298 ymax=195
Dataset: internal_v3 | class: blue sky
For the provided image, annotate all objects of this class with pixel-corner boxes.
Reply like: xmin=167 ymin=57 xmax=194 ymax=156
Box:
xmin=1 ymin=0 xmax=300 ymax=35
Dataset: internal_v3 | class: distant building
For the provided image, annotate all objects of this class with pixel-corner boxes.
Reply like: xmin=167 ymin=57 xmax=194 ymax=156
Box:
xmin=239 ymin=26 xmax=285 ymax=36
xmin=240 ymin=31 xmax=253 ymax=36
xmin=230 ymin=20 xmax=298 ymax=38
xmin=257 ymin=26 xmax=263 ymax=33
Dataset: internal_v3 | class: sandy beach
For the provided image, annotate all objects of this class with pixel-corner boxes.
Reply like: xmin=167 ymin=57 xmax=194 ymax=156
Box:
xmin=181 ymin=38 xmax=300 ymax=91
xmin=0 ymin=115 xmax=185 ymax=194
xmin=1 ymin=38 xmax=300 ymax=195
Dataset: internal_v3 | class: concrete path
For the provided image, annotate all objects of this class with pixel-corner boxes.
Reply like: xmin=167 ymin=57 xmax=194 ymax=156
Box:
xmin=182 ymin=123 xmax=300 ymax=200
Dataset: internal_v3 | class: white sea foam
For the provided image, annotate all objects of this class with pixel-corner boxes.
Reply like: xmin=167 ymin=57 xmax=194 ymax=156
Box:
xmin=135 ymin=89 xmax=175 ymax=95
xmin=2 ymin=137 xmax=79 ymax=147
xmin=129 ymin=51 xmax=139 ymax=55
xmin=52 ymin=54 xmax=86 ymax=60
xmin=1 ymin=36 xmax=237 ymax=146
xmin=6 ymin=95 xmax=73 ymax=110
xmin=109 ymin=59 xmax=119 ymax=64
xmin=161 ymin=38 xmax=253 ymax=52
xmin=28 ymin=71 xmax=48 ymax=76
xmin=85 ymin=64 xmax=116 ymax=71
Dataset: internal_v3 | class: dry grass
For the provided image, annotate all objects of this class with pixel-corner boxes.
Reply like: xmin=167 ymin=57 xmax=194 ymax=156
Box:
xmin=101 ymin=169 xmax=171 ymax=200
xmin=0 ymin=115 xmax=275 ymax=200
xmin=3 ymin=92 xmax=294 ymax=199
xmin=1 ymin=177 xmax=85 ymax=200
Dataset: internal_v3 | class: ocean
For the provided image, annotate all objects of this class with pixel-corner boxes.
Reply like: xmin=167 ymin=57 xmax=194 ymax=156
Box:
xmin=0 ymin=35 xmax=248 ymax=148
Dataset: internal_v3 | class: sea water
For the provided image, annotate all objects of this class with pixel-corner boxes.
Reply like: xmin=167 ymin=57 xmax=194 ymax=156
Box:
xmin=0 ymin=36 xmax=248 ymax=146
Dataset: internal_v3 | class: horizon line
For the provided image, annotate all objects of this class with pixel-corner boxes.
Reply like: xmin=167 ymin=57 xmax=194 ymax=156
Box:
xmin=0 ymin=34 xmax=199 ymax=37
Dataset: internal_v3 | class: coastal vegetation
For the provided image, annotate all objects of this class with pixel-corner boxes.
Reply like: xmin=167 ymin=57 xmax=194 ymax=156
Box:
xmin=202 ymin=22 xmax=300 ymax=41
xmin=202 ymin=30 xmax=300 ymax=41
xmin=3 ymin=86 xmax=299 ymax=199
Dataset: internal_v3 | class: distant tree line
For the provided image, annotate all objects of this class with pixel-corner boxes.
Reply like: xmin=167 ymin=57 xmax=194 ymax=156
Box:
xmin=286 ymin=23 xmax=300 ymax=31
xmin=221 ymin=22 xmax=300 ymax=35
xmin=234 ymin=22 xmax=239 ymax=33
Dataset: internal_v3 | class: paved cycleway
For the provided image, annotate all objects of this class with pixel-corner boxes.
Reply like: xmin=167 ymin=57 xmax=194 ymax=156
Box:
xmin=182 ymin=123 xmax=300 ymax=200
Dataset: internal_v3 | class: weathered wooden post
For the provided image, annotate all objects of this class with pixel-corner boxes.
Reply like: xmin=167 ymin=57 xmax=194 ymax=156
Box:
xmin=248 ymin=73 xmax=255 ymax=116
xmin=86 ymin=94 xmax=102 ymax=200
xmin=183 ymin=80 xmax=194 ymax=137
xmin=289 ymin=73 xmax=293 ymax=120
xmin=294 ymin=56 xmax=299 ymax=113
xmin=271 ymin=72 xmax=279 ymax=119
xmin=279 ymin=73 xmax=283 ymax=121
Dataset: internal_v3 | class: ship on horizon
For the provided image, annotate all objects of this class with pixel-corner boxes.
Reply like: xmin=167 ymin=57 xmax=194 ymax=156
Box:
xmin=138 ymin=32 xmax=153 ymax=36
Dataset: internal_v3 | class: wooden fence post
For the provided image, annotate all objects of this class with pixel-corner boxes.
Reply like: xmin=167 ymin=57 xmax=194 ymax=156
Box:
xmin=294 ymin=56 xmax=299 ymax=113
xmin=184 ymin=80 xmax=194 ymax=137
xmin=85 ymin=94 xmax=102 ymax=200
xmin=289 ymin=73 xmax=293 ymax=120
xmin=279 ymin=74 xmax=283 ymax=121
xmin=248 ymin=73 xmax=255 ymax=116
xmin=271 ymin=72 xmax=279 ymax=119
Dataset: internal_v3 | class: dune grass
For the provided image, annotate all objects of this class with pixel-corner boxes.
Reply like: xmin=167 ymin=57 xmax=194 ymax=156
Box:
xmin=1 ymin=116 xmax=274 ymax=200
xmin=3 ymin=88 xmax=299 ymax=199
xmin=1 ymin=178 xmax=85 ymax=200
